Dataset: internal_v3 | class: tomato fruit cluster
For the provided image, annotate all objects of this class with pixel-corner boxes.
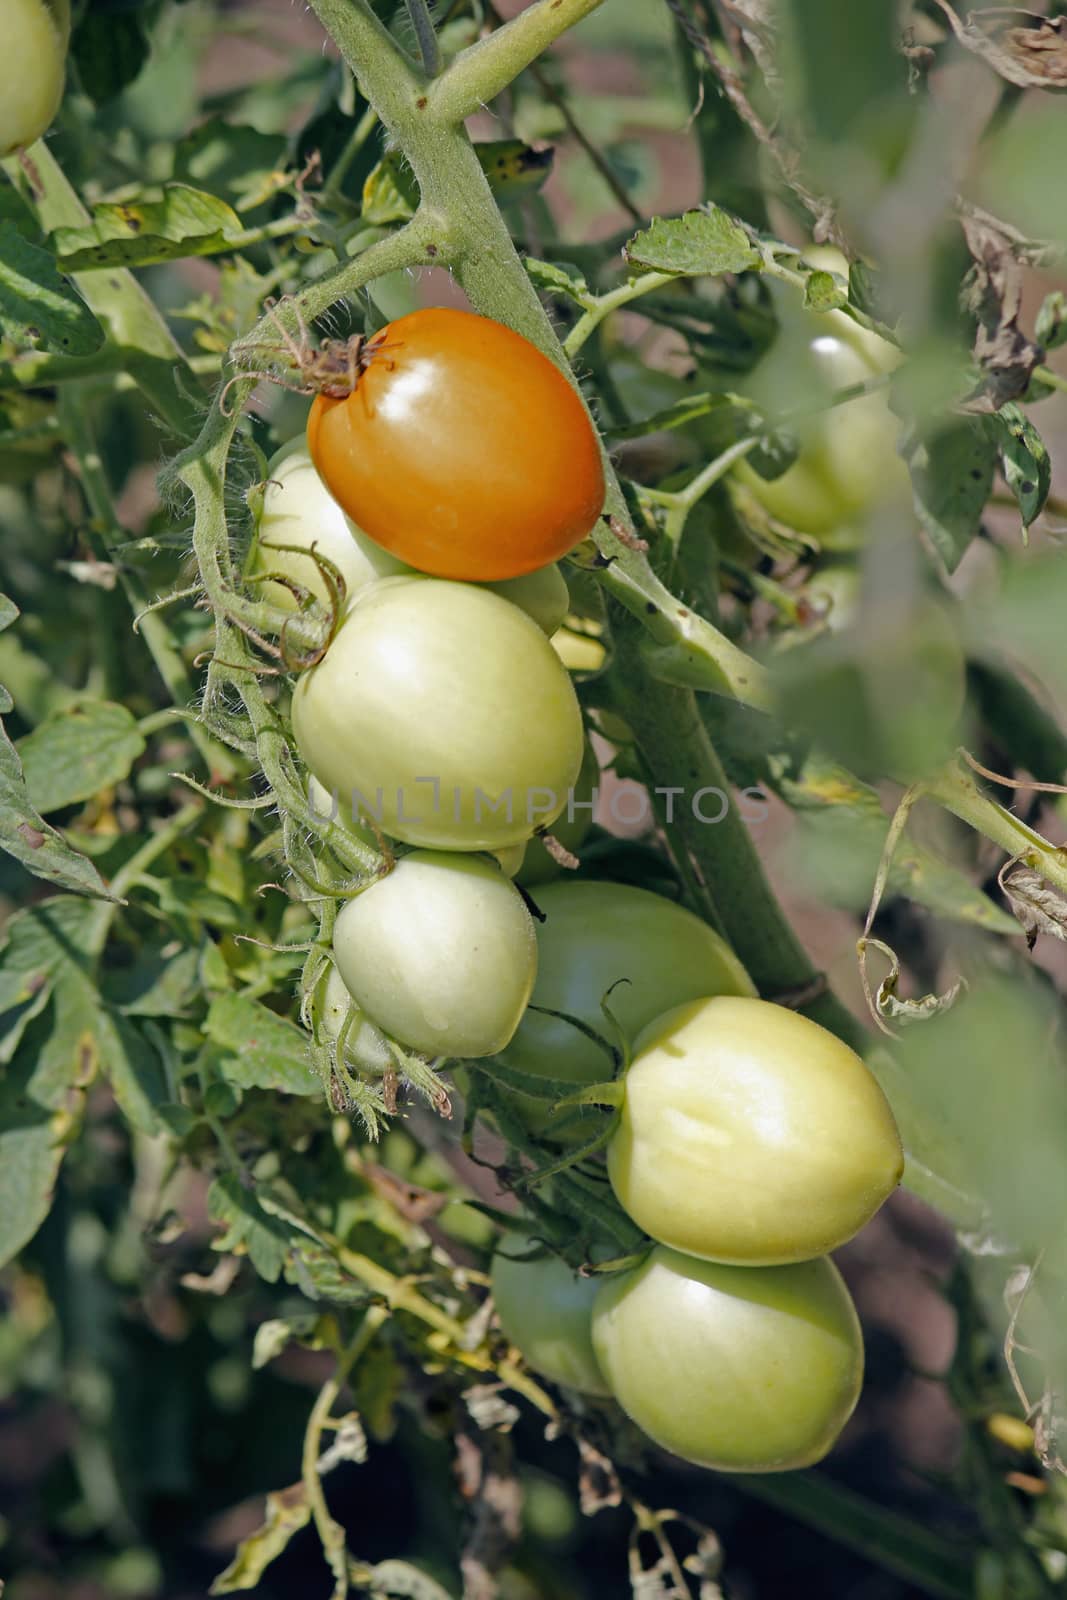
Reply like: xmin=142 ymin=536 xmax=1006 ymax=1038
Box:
xmin=278 ymin=309 xmax=902 ymax=1475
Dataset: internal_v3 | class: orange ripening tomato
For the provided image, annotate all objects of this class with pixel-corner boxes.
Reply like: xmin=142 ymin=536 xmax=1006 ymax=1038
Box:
xmin=306 ymin=308 xmax=605 ymax=582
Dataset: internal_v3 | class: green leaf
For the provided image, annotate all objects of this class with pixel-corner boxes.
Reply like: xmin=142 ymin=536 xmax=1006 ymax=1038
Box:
xmin=803 ymin=268 xmax=847 ymax=313
xmin=984 ymin=402 xmax=1051 ymax=529
xmin=361 ymin=154 xmax=420 ymax=227
xmin=0 ymin=722 xmax=115 ymax=901
xmin=209 ymin=1485 xmax=311 ymax=1593
xmin=208 ymin=1173 xmax=294 ymax=1282
xmin=905 ymin=418 xmax=996 ymax=572
xmin=0 ymin=896 xmax=168 ymax=1264
xmin=624 ymin=207 xmax=760 ymax=277
xmin=606 ymin=390 xmax=751 ymax=441
xmin=71 ymin=8 xmax=151 ymax=104
xmin=16 ymin=700 xmax=146 ymax=813
xmin=1035 ymin=289 xmax=1067 ymax=351
xmin=524 ymin=256 xmax=589 ymax=304
xmin=0 ymin=221 xmax=105 ymax=357
xmin=204 ymin=994 xmax=318 ymax=1096
xmin=53 ymin=186 xmax=246 ymax=271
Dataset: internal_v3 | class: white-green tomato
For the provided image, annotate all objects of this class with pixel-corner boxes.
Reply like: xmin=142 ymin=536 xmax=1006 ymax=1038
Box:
xmin=592 ymin=1247 xmax=863 ymax=1472
xmin=606 ymin=996 xmax=903 ymax=1264
xmin=491 ymin=1233 xmax=611 ymax=1396
xmin=292 ymin=577 xmax=584 ymax=851
xmin=2 ymin=0 xmax=69 ymax=157
xmin=332 ymin=850 xmax=537 ymax=1058
xmin=318 ymin=964 xmax=395 ymax=1076
xmin=251 ymin=443 xmax=406 ymax=612
xmin=487 ymin=565 xmax=569 ymax=637
xmin=505 ymin=881 xmax=755 ymax=1084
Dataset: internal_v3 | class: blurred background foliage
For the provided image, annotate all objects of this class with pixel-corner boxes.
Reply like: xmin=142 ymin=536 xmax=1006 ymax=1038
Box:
xmin=3 ymin=0 xmax=1067 ymax=1595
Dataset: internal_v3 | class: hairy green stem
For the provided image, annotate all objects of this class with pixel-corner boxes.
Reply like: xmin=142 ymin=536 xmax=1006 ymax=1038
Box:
xmin=426 ymin=0 xmax=605 ymax=122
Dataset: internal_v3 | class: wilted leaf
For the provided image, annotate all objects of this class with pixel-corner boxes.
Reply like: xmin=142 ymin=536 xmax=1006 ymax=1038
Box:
xmin=862 ymin=937 xmax=965 ymax=1028
xmin=999 ymin=861 xmax=1067 ymax=949
xmin=0 ymin=221 xmax=104 ymax=356
xmin=625 ymin=207 xmax=760 ymax=277
xmin=205 ymin=993 xmax=318 ymax=1096
xmin=934 ymin=4 xmax=1067 ymax=90
xmin=209 ymin=1484 xmax=311 ymax=1593
xmin=53 ymin=186 xmax=246 ymax=271
xmin=16 ymin=700 xmax=146 ymax=813
xmin=959 ymin=211 xmax=1042 ymax=410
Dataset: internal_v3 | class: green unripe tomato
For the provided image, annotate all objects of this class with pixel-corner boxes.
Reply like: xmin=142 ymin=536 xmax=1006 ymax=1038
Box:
xmin=505 ymin=881 xmax=755 ymax=1085
xmin=250 ymin=443 xmax=407 ymax=613
xmin=517 ymin=740 xmax=600 ymax=888
xmin=292 ymin=578 xmax=584 ymax=851
xmin=2 ymin=0 xmax=69 ymax=157
xmin=318 ymin=964 xmax=395 ymax=1076
xmin=735 ymin=264 xmax=906 ymax=537
xmin=332 ymin=850 xmax=537 ymax=1059
xmin=487 ymin=565 xmax=569 ymax=637
xmin=607 ymin=996 xmax=902 ymax=1264
xmin=491 ymin=1233 xmax=611 ymax=1396
xmin=592 ymin=1246 xmax=863 ymax=1471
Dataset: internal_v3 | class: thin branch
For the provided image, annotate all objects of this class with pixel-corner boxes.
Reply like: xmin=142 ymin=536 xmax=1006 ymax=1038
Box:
xmin=427 ymin=0 xmax=606 ymax=123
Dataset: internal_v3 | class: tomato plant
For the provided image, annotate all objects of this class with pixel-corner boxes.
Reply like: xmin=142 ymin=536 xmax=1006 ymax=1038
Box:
xmin=491 ymin=1233 xmax=611 ymax=1396
xmin=332 ymin=849 xmax=537 ymax=1058
xmin=505 ymin=880 xmax=755 ymax=1084
xmin=5 ymin=0 xmax=1067 ymax=1594
xmin=307 ymin=308 xmax=605 ymax=581
xmin=1 ymin=0 xmax=67 ymax=156
xmin=606 ymin=996 xmax=903 ymax=1264
xmin=292 ymin=576 xmax=584 ymax=850
xmin=592 ymin=1246 xmax=864 ymax=1472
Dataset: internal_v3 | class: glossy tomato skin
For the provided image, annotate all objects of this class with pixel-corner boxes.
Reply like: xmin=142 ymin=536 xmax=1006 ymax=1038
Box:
xmin=251 ymin=443 xmax=407 ymax=612
xmin=505 ymin=881 xmax=755 ymax=1084
xmin=332 ymin=850 xmax=537 ymax=1058
xmin=491 ymin=1234 xmax=612 ymax=1396
xmin=592 ymin=1246 xmax=863 ymax=1472
xmin=607 ymin=996 xmax=903 ymax=1264
xmin=2 ymin=0 xmax=68 ymax=156
xmin=307 ymin=308 xmax=605 ymax=582
xmin=292 ymin=577 xmax=584 ymax=851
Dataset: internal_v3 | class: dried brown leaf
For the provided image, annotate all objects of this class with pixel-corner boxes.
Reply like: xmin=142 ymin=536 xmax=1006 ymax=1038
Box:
xmin=999 ymin=861 xmax=1067 ymax=949
xmin=934 ymin=3 xmax=1067 ymax=88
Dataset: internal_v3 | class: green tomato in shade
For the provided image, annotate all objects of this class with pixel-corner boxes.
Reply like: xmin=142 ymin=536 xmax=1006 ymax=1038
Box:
xmin=517 ymin=740 xmax=600 ymax=888
xmin=292 ymin=577 xmax=584 ymax=851
xmin=734 ymin=258 xmax=906 ymax=539
xmin=250 ymin=443 xmax=408 ymax=612
xmin=505 ymin=881 xmax=755 ymax=1086
xmin=491 ymin=1234 xmax=612 ymax=1397
xmin=487 ymin=564 xmax=569 ymax=637
xmin=2 ymin=0 xmax=69 ymax=157
xmin=606 ymin=996 xmax=903 ymax=1265
xmin=332 ymin=850 xmax=537 ymax=1059
xmin=317 ymin=964 xmax=395 ymax=1076
xmin=592 ymin=1247 xmax=863 ymax=1472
